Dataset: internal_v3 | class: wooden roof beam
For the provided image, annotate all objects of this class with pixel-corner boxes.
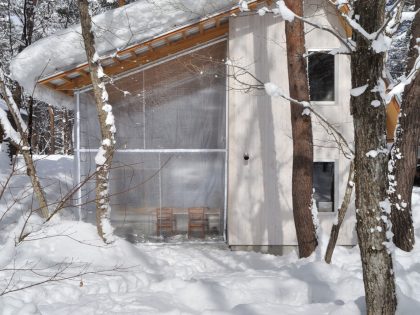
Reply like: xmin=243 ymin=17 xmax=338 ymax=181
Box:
xmin=38 ymin=0 xmax=269 ymax=91
xmin=47 ymin=24 xmax=228 ymax=92
xmin=76 ymin=70 xmax=90 ymax=79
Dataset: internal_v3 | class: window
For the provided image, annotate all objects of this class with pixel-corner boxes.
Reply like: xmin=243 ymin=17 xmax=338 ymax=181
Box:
xmin=308 ymin=52 xmax=335 ymax=102
xmin=313 ymin=162 xmax=335 ymax=212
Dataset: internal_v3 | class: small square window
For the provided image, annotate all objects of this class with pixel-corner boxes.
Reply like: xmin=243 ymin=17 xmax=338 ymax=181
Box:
xmin=313 ymin=162 xmax=335 ymax=212
xmin=308 ymin=52 xmax=335 ymax=102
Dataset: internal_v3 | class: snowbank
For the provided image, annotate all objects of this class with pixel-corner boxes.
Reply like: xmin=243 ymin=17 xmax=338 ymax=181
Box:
xmin=10 ymin=0 xmax=237 ymax=108
xmin=1 ymin=153 xmax=420 ymax=314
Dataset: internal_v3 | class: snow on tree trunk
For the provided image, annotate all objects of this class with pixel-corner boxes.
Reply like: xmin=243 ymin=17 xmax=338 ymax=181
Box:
xmin=0 ymin=69 xmax=49 ymax=219
xmin=78 ymin=0 xmax=116 ymax=243
xmin=389 ymin=0 xmax=419 ymax=252
xmin=351 ymin=1 xmax=397 ymax=313
xmin=284 ymin=0 xmax=317 ymax=258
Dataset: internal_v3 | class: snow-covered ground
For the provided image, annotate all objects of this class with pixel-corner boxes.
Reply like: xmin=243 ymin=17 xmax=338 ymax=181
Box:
xmin=0 ymin=153 xmax=420 ymax=314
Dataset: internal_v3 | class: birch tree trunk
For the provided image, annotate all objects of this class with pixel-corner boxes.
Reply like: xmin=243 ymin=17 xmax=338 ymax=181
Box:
xmin=284 ymin=0 xmax=317 ymax=258
xmin=78 ymin=0 xmax=116 ymax=243
xmin=351 ymin=1 xmax=397 ymax=313
xmin=389 ymin=0 xmax=420 ymax=252
xmin=0 ymin=69 xmax=49 ymax=219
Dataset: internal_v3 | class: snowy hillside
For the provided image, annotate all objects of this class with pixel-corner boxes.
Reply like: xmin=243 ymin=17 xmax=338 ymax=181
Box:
xmin=0 ymin=153 xmax=419 ymax=314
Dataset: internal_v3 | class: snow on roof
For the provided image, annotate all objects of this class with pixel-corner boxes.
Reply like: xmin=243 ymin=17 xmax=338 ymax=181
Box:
xmin=10 ymin=0 xmax=237 ymax=108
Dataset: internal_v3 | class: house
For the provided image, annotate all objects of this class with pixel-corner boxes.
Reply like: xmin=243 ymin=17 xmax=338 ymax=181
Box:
xmin=10 ymin=0 xmax=398 ymax=252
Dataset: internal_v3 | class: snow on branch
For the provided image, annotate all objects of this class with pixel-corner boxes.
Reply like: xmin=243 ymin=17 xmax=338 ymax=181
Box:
xmin=0 ymin=108 xmax=21 ymax=145
xmin=242 ymin=0 xmax=354 ymax=52
xmin=386 ymin=46 xmax=420 ymax=101
xmin=0 ymin=69 xmax=28 ymax=133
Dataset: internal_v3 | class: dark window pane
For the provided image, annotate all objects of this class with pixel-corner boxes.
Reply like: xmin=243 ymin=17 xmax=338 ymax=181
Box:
xmin=313 ymin=162 xmax=334 ymax=212
xmin=308 ymin=52 xmax=335 ymax=101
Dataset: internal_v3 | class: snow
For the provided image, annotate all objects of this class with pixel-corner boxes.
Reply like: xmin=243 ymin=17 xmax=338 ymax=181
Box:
xmin=1 ymin=152 xmax=420 ymax=313
xmin=371 ymin=34 xmax=392 ymax=53
xmin=400 ymin=11 xmax=418 ymax=23
xmin=9 ymin=0 xmax=238 ymax=108
xmin=350 ymin=84 xmax=368 ymax=97
xmin=258 ymin=7 xmax=270 ymax=16
xmin=95 ymin=146 xmax=107 ymax=165
xmin=274 ymin=1 xmax=295 ymax=22
xmin=0 ymin=69 xmax=28 ymax=133
xmin=0 ymin=108 xmax=21 ymax=144
xmin=0 ymin=99 xmax=6 ymax=111
xmin=371 ymin=100 xmax=381 ymax=107
xmin=366 ymin=148 xmax=388 ymax=158
xmin=239 ymin=0 xmax=250 ymax=12
xmin=264 ymin=82 xmax=286 ymax=98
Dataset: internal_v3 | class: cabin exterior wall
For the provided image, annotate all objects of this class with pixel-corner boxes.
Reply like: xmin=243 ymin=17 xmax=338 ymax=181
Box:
xmin=227 ymin=1 xmax=356 ymax=246
xmin=72 ymin=0 xmax=357 ymax=247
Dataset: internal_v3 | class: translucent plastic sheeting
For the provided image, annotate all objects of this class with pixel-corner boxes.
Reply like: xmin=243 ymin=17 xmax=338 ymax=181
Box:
xmin=79 ymin=42 xmax=227 ymax=150
xmin=77 ymin=42 xmax=227 ymax=242
xmin=79 ymin=152 xmax=225 ymax=242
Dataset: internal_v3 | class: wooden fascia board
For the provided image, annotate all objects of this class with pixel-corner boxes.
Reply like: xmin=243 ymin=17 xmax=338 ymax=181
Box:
xmin=38 ymin=0 xmax=268 ymax=92
xmin=54 ymin=24 xmax=228 ymax=93
xmin=328 ymin=0 xmax=352 ymax=38
xmin=386 ymin=97 xmax=401 ymax=142
xmin=39 ymin=0 xmax=354 ymax=93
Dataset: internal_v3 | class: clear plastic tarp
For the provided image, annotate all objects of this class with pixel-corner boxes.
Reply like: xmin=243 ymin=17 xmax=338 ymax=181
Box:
xmin=77 ymin=41 xmax=227 ymax=242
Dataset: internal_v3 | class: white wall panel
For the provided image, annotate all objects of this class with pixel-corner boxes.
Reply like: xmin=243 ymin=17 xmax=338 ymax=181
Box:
xmin=228 ymin=1 xmax=356 ymax=246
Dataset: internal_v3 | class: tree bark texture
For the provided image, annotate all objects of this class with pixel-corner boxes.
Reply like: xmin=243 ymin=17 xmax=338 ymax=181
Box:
xmin=78 ymin=0 xmax=116 ymax=243
xmin=284 ymin=0 xmax=317 ymax=258
xmin=48 ymin=106 xmax=55 ymax=154
xmin=20 ymin=0 xmax=37 ymax=50
xmin=325 ymin=160 xmax=354 ymax=264
xmin=351 ymin=1 xmax=397 ymax=313
xmin=390 ymin=0 xmax=420 ymax=252
xmin=0 ymin=71 xmax=49 ymax=219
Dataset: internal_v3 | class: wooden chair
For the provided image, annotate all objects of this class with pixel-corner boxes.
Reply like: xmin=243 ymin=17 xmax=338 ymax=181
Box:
xmin=156 ymin=208 xmax=175 ymax=237
xmin=188 ymin=207 xmax=207 ymax=239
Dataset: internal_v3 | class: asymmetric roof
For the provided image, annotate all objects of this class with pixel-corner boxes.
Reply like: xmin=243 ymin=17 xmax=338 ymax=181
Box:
xmin=10 ymin=0 xmax=353 ymax=107
xmin=10 ymin=0 xmax=270 ymax=107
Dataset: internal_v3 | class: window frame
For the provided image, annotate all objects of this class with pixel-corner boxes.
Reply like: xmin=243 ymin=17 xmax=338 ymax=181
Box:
xmin=307 ymin=49 xmax=338 ymax=106
xmin=313 ymin=159 xmax=339 ymax=214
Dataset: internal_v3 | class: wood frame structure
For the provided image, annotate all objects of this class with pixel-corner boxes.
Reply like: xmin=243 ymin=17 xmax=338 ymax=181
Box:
xmin=38 ymin=0 xmax=355 ymax=96
xmin=39 ymin=0 xmax=271 ymax=96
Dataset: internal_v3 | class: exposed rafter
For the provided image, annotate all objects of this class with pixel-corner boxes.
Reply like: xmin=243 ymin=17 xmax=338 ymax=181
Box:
xmin=38 ymin=0 xmax=352 ymax=95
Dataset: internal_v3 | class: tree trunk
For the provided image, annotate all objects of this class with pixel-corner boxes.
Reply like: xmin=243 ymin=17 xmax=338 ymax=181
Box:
xmin=27 ymin=96 xmax=33 ymax=154
xmin=48 ymin=106 xmax=55 ymax=154
xmin=0 ymin=70 xmax=49 ymax=219
xmin=63 ymin=110 xmax=68 ymax=154
xmin=325 ymin=160 xmax=354 ymax=263
xmin=284 ymin=0 xmax=317 ymax=258
xmin=20 ymin=0 xmax=37 ymax=50
xmin=389 ymin=0 xmax=420 ymax=252
xmin=78 ymin=0 xmax=116 ymax=243
xmin=351 ymin=1 xmax=397 ymax=313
